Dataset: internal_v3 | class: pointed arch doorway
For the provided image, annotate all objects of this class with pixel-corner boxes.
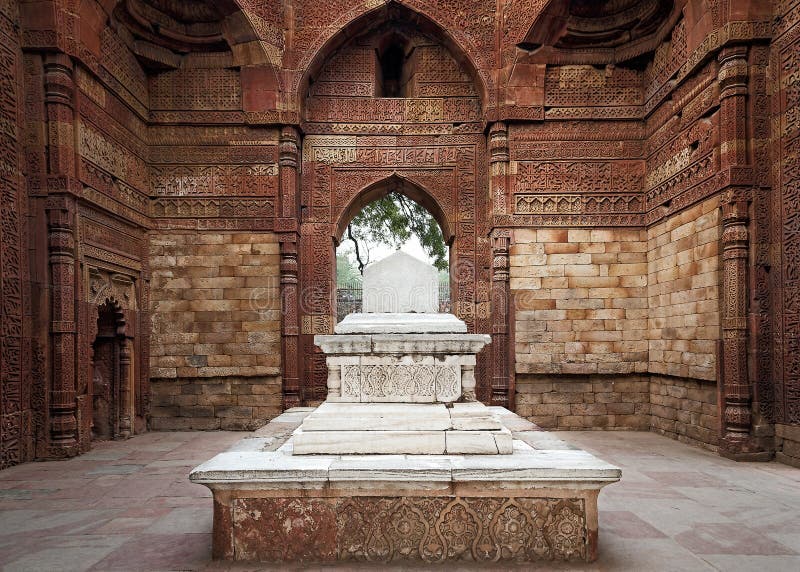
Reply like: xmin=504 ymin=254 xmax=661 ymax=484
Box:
xmin=294 ymin=174 xmax=491 ymax=406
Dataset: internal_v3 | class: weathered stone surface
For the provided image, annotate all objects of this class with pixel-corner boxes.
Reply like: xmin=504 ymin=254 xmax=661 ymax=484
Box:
xmin=293 ymin=402 xmax=510 ymax=454
xmin=334 ymin=313 xmax=467 ymax=334
xmin=300 ymin=403 xmax=453 ymax=432
xmin=362 ymin=251 xmax=438 ymax=313
xmin=293 ymin=430 xmax=448 ymax=455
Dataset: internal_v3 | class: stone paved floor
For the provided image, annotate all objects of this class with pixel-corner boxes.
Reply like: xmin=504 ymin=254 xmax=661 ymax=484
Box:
xmin=0 ymin=430 xmax=798 ymax=571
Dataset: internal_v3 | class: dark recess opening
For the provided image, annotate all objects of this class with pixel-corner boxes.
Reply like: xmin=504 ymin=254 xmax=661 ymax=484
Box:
xmin=380 ymin=41 xmax=406 ymax=97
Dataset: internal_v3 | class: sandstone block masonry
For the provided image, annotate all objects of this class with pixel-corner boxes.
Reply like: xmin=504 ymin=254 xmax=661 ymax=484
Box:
xmin=149 ymin=232 xmax=282 ymax=430
xmin=511 ymin=227 xmax=649 ymax=377
xmin=647 ymin=196 xmax=720 ymax=381
xmin=775 ymin=424 xmax=800 ymax=469
xmin=512 ymin=196 xmax=722 ymax=451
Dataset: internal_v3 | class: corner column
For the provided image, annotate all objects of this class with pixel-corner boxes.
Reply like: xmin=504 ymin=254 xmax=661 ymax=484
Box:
xmin=716 ymin=46 xmax=769 ymax=460
xmin=721 ymin=197 xmax=752 ymax=446
xmin=278 ymin=126 xmax=302 ymax=408
xmin=46 ymin=196 xmax=77 ymax=453
xmin=44 ymin=53 xmax=79 ymax=456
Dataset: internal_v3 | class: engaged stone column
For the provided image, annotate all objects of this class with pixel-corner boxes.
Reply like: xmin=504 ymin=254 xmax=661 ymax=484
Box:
xmin=44 ymin=53 xmax=79 ymax=455
xmin=716 ymin=47 xmax=768 ymax=460
xmin=118 ymin=334 xmax=132 ymax=439
xmin=47 ymin=195 xmax=78 ymax=452
xmin=489 ymin=122 xmax=513 ymax=407
xmin=490 ymin=229 xmax=512 ymax=408
xmin=278 ymin=126 xmax=302 ymax=408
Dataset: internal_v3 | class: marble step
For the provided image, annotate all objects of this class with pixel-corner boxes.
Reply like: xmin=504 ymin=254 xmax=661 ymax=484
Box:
xmin=292 ymin=427 xmax=512 ymax=455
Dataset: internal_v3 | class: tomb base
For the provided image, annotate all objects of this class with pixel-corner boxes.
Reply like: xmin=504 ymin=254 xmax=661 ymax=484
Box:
xmin=190 ymin=407 xmax=621 ymax=564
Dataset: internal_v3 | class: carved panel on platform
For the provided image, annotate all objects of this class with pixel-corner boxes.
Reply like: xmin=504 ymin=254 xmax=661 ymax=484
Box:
xmin=232 ymin=496 xmax=587 ymax=563
xmin=340 ymin=363 xmax=460 ymax=403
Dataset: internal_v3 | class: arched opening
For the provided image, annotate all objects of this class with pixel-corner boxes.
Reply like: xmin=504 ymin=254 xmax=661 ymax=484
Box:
xmin=334 ymin=177 xmax=453 ymax=322
xmin=91 ymin=300 xmax=132 ymax=441
xmin=299 ymin=1 xmax=487 ymax=118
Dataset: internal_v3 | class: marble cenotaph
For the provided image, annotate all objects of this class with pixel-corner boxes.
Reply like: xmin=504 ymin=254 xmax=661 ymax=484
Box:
xmin=191 ymin=252 xmax=621 ymax=563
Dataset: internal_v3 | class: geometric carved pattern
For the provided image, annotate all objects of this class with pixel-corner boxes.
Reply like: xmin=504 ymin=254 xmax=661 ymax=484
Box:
xmin=341 ymin=364 xmax=459 ymax=401
xmin=0 ymin=4 xmax=27 ymax=469
xmin=231 ymin=497 xmax=587 ymax=563
xmin=779 ymin=23 xmax=800 ymax=425
xmin=150 ymin=164 xmax=279 ymax=196
xmin=149 ymin=69 xmax=242 ymax=111
xmin=515 ymin=194 xmax=642 ymax=214
xmin=514 ymin=161 xmax=644 ymax=194
xmin=150 ymin=198 xmax=275 ymax=219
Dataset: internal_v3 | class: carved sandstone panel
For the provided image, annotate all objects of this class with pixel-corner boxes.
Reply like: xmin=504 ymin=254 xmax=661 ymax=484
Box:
xmin=149 ymin=68 xmax=242 ymax=111
xmin=231 ymin=496 xmax=588 ymax=563
xmin=0 ymin=1 xmax=29 ymax=468
xmin=341 ymin=362 xmax=460 ymax=403
xmin=776 ymin=12 xmax=800 ymax=425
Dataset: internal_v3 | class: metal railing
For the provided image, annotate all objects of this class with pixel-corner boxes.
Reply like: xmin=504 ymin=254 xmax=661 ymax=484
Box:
xmin=336 ymin=280 xmax=451 ymax=322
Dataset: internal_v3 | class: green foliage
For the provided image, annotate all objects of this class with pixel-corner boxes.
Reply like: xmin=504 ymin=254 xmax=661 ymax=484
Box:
xmin=336 ymin=251 xmax=362 ymax=284
xmin=346 ymin=192 xmax=448 ymax=272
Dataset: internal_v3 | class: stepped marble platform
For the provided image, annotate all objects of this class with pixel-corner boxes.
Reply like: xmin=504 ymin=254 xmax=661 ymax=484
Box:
xmin=293 ymin=402 xmax=512 ymax=454
xmin=190 ymin=407 xmax=621 ymax=564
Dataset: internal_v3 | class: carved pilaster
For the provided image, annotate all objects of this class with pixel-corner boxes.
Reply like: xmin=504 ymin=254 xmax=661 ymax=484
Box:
xmin=720 ymin=193 xmax=768 ymax=460
xmin=279 ymin=126 xmax=302 ymax=408
xmin=280 ymin=239 xmax=301 ymax=408
xmin=716 ymin=47 xmax=770 ymax=460
xmin=489 ymin=121 xmax=509 ymax=217
xmin=488 ymin=121 xmax=513 ymax=408
xmin=43 ymin=53 xmax=75 ymax=177
xmin=43 ymin=53 xmax=79 ymax=456
xmin=46 ymin=195 xmax=78 ymax=454
xmin=490 ymin=228 xmax=512 ymax=408
xmin=118 ymin=333 xmax=132 ymax=439
xmin=278 ymin=125 xmax=300 ymax=222
xmin=718 ymin=46 xmax=749 ymax=170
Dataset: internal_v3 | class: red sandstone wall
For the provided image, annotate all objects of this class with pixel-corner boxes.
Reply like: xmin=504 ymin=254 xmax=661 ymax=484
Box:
xmin=511 ymin=228 xmax=649 ymax=377
xmin=771 ymin=0 xmax=800 ymax=465
xmin=1 ymin=0 xmax=792 ymax=467
xmin=0 ymin=0 xmax=32 ymax=468
xmin=647 ymin=196 xmax=721 ymax=382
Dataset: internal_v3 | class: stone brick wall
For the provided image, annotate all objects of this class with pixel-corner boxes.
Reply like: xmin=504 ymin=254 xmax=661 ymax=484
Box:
xmin=650 ymin=376 xmax=718 ymax=451
xmin=511 ymin=228 xmax=649 ymax=376
xmin=775 ymin=425 xmax=800 ymax=468
xmin=512 ymin=204 xmax=722 ymax=449
xmin=149 ymin=377 xmax=281 ymax=431
xmin=149 ymin=231 xmax=282 ymax=430
xmin=647 ymin=196 xmax=721 ymax=381
xmin=516 ymin=375 xmax=650 ymax=430
xmin=516 ymin=374 xmax=718 ymax=448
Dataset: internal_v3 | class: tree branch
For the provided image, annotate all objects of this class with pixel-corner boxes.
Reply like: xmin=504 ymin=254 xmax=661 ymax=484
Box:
xmin=347 ymin=223 xmax=366 ymax=274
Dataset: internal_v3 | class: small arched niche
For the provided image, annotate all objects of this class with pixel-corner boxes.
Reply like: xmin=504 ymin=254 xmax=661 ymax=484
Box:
xmin=91 ymin=299 xmax=133 ymax=441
